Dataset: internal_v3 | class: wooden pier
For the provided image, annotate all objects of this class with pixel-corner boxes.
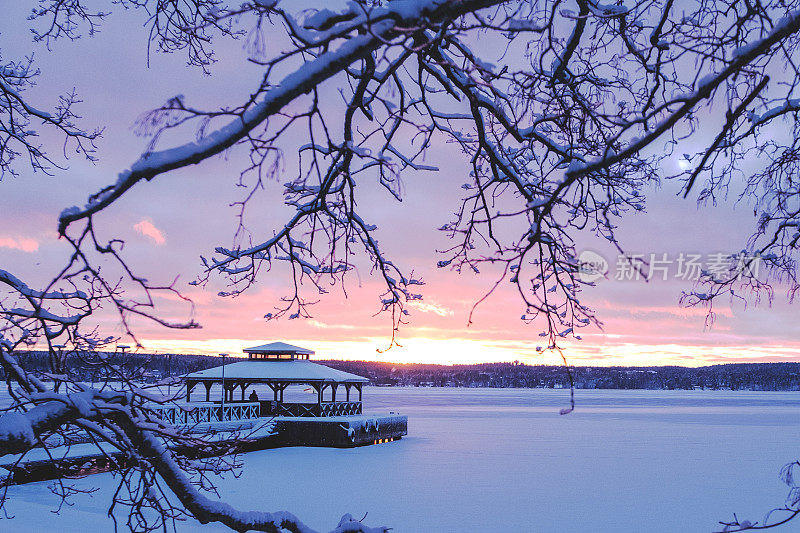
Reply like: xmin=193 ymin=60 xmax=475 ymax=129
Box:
xmin=0 ymin=413 xmax=407 ymax=485
xmin=271 ymin=414 xmax=407 ymax=447
xmin=1 ymin=343 xmax=408 ymax=485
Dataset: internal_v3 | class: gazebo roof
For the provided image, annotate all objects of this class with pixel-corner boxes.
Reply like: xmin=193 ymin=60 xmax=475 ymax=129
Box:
xmin=243 ymin=342 xmax=314 ymax=355
xmin=184 ymin=360 xmax=368 ymax=383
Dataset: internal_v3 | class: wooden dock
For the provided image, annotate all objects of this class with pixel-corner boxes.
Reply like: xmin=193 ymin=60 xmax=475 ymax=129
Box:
xmin=270 ymin=414 xmax=407 ymax=447
xmin=0 ymin=414 xmax=408 ymax=485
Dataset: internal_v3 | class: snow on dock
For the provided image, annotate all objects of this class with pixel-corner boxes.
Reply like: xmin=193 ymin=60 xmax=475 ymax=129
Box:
xmin=272 ymin=414 xmax=408 ymax=447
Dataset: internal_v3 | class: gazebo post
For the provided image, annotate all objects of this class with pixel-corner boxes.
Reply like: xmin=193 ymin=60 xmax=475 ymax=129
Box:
xmin=358 ymin=383 xmax=362 ymax=402
xmin=345 ymin=383 xmax=351 ymax=402
xmin=204 ymin=382 xmax=212 ymax=402
xmin=331 ymin=383 xmax=338 ymax=403
xmin=220 ymin=352 xmax=228 ymax=416
xmin=186 ymin=380 xmax=193 ymax=402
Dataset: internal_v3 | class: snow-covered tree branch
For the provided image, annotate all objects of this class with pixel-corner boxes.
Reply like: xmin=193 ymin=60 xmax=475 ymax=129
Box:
xmin=4 ymin=0 xmax=800 ymax=530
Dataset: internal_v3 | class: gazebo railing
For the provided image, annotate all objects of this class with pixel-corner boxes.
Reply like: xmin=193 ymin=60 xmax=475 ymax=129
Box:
xmin=278 ymin=403 xmax=319 ymax=417
xmin=320 ymin=401 xmax=362 ymax=417
xmin=220 ymin=402 xmax=260 ymax=422
xmin=261 ymin=401 xmax=362 ymax=417
xmin=152 ymin=402 xmax=260 ymax=425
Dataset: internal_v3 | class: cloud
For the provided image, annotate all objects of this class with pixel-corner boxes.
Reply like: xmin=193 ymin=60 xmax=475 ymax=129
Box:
xmin=134 ymin=219 xmax=166 ymax=245
xmin=308 ymin=320 xmax=360 ymax=330
xmin=406 ymin=300 xmax=454 ymax=316
xmin=0 ymin=236 xmax=39 ymax=252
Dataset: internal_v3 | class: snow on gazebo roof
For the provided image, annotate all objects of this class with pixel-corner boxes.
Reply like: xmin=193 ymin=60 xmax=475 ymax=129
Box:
xmin=243 ymin=342 xmax=315 ymax=355
xmin=183 ymin=360 xmax=368 ymax=383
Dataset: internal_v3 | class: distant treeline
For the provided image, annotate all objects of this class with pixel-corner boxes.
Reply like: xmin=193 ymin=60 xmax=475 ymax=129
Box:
xmin=6 ymin=352 xmax=800 ymax=391
xmin=7 ymin=351 xmax=222 ymax=382
xmin=320 ymin=360 xmax=800 ymax=391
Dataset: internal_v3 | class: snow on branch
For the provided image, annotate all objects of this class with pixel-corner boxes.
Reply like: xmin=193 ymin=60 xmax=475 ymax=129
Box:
xmin=57 ymin=0 xmax=505 ymax=235
xmin=0 ymin=55 xmax=99 ymax=178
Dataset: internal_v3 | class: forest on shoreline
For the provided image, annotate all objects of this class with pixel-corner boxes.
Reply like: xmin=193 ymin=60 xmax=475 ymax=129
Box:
xmin=9 ymin=351 xmax=800 ymax=391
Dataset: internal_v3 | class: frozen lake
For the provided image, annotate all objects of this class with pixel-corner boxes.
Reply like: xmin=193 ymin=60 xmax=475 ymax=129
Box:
xmin=4 ymin=387 xmax=800 ymax=532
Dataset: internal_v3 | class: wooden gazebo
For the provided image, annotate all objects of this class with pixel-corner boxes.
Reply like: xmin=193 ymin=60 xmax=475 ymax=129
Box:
xmin=183 ymin=342 xmax=368 ymax=417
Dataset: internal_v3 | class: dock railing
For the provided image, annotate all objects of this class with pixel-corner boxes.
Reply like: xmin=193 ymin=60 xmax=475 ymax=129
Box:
xmin=152 ymin=402 xmax=260 ymax=425
xmin=260 ymin=401 xmax=362 ymax=417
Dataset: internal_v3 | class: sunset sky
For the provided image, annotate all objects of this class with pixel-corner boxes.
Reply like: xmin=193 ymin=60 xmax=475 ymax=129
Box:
xmin=3 ymin=3 xmax=799 ymax=367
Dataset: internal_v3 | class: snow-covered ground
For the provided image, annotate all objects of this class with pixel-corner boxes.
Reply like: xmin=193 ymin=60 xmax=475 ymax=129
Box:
xmin=3 ymin=387 xmax=800 ymax=532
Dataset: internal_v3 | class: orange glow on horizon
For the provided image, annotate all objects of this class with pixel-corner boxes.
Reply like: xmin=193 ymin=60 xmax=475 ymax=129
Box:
xmin=87 ymin=265 xmax=800 ymax=369
xmin=136 ymin=336 xmax=800 ymax=367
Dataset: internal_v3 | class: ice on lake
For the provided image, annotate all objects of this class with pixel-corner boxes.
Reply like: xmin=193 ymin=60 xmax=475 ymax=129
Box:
xmin=3 ymin=387 xmax=800 ymax=532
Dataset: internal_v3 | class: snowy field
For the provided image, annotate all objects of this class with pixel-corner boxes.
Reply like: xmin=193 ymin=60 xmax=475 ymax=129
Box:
xmin=3 ymin=387 xmax=800 ymax=532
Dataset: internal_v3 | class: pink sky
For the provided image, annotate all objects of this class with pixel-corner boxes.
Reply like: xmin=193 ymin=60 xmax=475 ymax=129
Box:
xmin=3 ymin=4 xmax=798 ymax=367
